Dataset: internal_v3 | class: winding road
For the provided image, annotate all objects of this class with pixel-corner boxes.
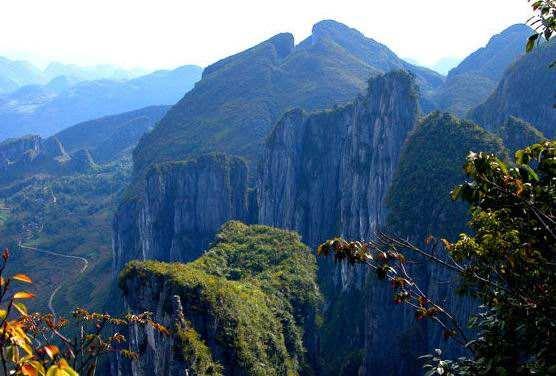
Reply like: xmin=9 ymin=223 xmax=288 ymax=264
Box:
xmin=18 ymin=243 xmax=88 ymax=316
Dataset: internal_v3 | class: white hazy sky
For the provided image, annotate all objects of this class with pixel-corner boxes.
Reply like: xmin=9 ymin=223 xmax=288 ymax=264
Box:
xmin=0 ymin=0 xmax=533 ymax=71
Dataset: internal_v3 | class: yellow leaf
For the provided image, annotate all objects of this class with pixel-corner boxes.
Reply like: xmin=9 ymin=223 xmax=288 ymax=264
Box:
xmin=18 ymin=341 xmax=33 ymax=356
xmin=13 ymin=302 xmax=28 ymax=316
xmin=13 ymin=292 xmax=35 ymax=300
xmin=44 ymin=345 xmax=59 ymax=359
xmin=46 ymin=365 xmax=59 ymax=376
xmin=0 ymin=309 xmax=6 ymax=319
xmin=12 ymin=274 xmax=32 ymax=284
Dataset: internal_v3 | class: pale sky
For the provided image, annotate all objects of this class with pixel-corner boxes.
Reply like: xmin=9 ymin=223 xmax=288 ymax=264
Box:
xmin=0 ymin=0 xmax=533 ymax=71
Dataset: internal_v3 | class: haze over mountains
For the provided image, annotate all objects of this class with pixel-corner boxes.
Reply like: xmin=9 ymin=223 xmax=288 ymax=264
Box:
xmin=0 ymin=63 xmax=201 ymax=140
xmin=0 ymin=17 xmax=554 ymax=376
xmin=0 ymin=57 xmax=148 ymax=94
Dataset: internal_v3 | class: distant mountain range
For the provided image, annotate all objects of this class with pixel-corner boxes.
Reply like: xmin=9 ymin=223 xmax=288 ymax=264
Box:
xmin=55 ymin=105 xmax=170 ymax=163
xmin=0 ymin=57 xmax=44 ymax=93
xmin=0 ymin=105 xmax=169 ymax=184
xmin=0 ymin=65 xmax=202 ymax=140
xmin=0 ymin=57 xmax=148 ymax=94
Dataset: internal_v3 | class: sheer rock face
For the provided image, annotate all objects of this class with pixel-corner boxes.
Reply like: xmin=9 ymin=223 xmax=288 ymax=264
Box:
xmin=118 ymin=278 xmax=184 ymax=376
xmin=258 ymin=70 xmax=419 ymax=247
xmin=258 ymin=71 xmax=422 ymax=374
xmin=112 ymin=154 xmax=249 ymax=274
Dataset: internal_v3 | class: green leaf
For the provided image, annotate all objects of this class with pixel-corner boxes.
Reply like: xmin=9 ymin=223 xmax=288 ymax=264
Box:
xmin=526 ymin=34 xmax=540 ymax=52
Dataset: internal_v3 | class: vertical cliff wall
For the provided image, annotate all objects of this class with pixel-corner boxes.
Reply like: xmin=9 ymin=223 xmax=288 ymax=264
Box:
xmin=258 ymin=70 xmax=419 ymax=245
xmin=112 ymin=154 xmax=249 ymax=274
xmin=257 ymin=71 xmax=422 ymax=374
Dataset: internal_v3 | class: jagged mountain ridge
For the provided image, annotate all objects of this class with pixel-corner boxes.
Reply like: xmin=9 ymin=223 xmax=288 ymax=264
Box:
xmin=0 ymin=105 xmax=169 ymax=183
xmin=132 ymin=20 xmax=443 ymax=180
xmin=114 ymin=71 xmax=424 ymax=375
xmin=113 ymin=69 xmax=538 ymax=376
xmin=0 ymin=135 xmax=96 ymax=184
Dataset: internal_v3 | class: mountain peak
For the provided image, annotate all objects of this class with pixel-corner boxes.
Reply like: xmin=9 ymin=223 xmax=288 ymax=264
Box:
xmin=267 ymin=33 xmax=295 ymax=59
xmin=312 ymin=19 xmax=353 ymax=34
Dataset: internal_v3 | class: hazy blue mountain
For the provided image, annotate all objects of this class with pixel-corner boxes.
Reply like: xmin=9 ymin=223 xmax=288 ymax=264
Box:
xmin=55 ymin=105 xmax=169 ymax=163
xmin=432 ymin=24 xmax=532 ymax=116
xmin=0 ymin=57 xmax=44 ymax=93
xmin=470 ymin=41 xmax=556 ymax=138
xmin=132 ymin=19 xmax=443 ymax=179
xmin=0 ymin=65 xmax=202 ymax=140
xmin=0 ymin=57 xmax=152 ymax=95
xmin=44 ymin=62 xmax=147 ymax=82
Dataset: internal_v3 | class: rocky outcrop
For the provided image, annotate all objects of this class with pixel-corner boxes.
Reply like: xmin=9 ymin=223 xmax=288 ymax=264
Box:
xmin=257 ymin=70 xmax=421 ymax=374
xmin=118 ymin=221 xmax=321 ymax=376
xmin=112 ymin=154 xmax=249 ymax=274
xmin=0 ymin=134 xmax=93 ymax=183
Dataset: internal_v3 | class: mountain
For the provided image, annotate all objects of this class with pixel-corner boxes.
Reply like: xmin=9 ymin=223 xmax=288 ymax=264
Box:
xmin=114 ymin=71 xmax=422 ymax=375
xmin=470 ymin=41 xmax=556 ymax=138
xmin=131 ymin=20 xmax=443 ymax=180
xmin=119 ymin=221 xmax=321 ymax=375
xmin=0 ymin=57 xmax=44 ymax=94
xmin=0 ymin=57 xmax=151 ymax=95
xmin=43 ymin=62 xmax=147 ymax=82
xmin=54 ymin=105 xmax=169 ymax=163
xmin=0 ymin=65 xmax=202 ymax=140
xmin=387 ymin=112 xmax=508 ymax=241
xmin=432 ymin=24 xmax=532 ymax=115
xmin=0 ymin=135 xmax=97 ymax=184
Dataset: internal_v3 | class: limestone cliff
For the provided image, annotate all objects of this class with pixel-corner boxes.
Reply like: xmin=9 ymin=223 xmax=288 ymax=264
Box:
xmin=258 ymin=70 xmax=419 ymax=246
xmin=257 ymin=70 xmax=421 ymax=374
xmin=112 ymin=154 xmax=249 ymax=274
